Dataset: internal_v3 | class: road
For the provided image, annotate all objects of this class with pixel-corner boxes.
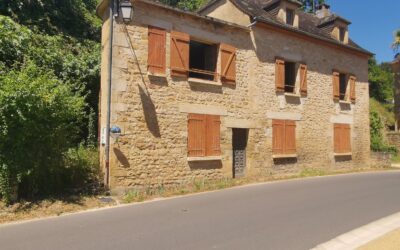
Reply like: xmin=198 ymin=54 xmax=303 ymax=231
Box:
xmin=1 ymin=171 xmax=400 ymax=250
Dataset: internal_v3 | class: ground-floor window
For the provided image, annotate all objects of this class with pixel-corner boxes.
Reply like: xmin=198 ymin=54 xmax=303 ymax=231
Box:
xmin=272 ymin=119 xmax=296 ymax=155
xmin=334 ymin=123 xmax=351 ymax=153
xmin=188 ymin=114 xmax=221 ymax=157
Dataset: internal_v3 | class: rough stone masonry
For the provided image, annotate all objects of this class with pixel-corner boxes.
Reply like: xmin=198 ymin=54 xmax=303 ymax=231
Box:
xmin=97 ymin=0 xmax=372 ymax=191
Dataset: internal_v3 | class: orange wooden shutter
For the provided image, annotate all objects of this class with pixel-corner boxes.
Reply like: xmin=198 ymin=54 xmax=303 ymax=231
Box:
xmin=188 ymin=114 xmax=206 ymax=157
xmin=206 ymin=115 xmax=221 ymax=156
xmin=170 ymin=30 xmax=189 ymax=78
xmin=272 ymin=120 xmax=285 ymax=154
xmin=284 ymin=120 xmax=296 ymax=154
xmin=333 ymin=71 xmax=340 ymax=101
xmin=342 ymin=124 xmax=351 ymax=153
xmin=275 ymin=58 xmax=285 ymax=92
xmin=148 ymin=26 xmax=166 ymax=74
xmin=334 ymin=124 xmax=341 ymax=153
xmin=300 ymin=64 xmax=307 ymax=95
xmin=350 ymin=75 xmax=356 ymax=103
xmin=220 ymin=43 xmax=236 ymax=85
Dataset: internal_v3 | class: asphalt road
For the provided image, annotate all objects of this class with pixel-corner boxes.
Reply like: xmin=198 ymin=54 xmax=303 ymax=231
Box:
xmin=2 ymin=171 xmax=400 ymax=250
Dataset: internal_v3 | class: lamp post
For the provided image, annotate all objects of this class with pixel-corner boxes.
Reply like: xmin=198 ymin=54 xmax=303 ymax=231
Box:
xmin=120 ymin=0 xmax=133 ymax=23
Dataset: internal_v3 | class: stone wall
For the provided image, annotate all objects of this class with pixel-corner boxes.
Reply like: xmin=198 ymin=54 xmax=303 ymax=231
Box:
xmin=99 ymin=1 xmax=371 ymax=190
xmin=370 ymin=152 xmax=392 ymax=168
xmin=387 ymin=132 xmax=400 ymax=150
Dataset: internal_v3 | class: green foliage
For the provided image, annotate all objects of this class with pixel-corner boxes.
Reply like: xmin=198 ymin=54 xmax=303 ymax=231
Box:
xmin=369 ymin=57 xmax=394 ymax=103
xmin=0 ymin=0 xmax=101 ymax=40
xmin=0 ymin=62 xmax=88 ymax=201
xmin=0 ymin=15 xmax=101 ymax=147
xmin=370 ymin=102 xmax=397 ymax=153
xmin=63 ymin=144 xmax=101 ymax=190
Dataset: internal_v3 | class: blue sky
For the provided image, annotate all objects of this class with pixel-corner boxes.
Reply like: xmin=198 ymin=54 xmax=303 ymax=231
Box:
xmin=328 ymin=0 xmax=400 ymax=63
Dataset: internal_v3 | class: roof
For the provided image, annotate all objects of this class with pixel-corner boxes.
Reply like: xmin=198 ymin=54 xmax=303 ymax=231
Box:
xmin=199 ymin=0 xmax=372 ymax=56
xmin=96 ymin=0 xmax=250 ymax=32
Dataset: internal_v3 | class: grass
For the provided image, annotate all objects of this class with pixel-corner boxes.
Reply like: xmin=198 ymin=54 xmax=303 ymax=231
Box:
xmin=122 ymin=167 xmax=394 ymax=204
xmin=1 ymin=166 xmax=397 ymax=224
xmin=391 ymin=153 xmax=400 ymax=163
xmin=0 ymin=195 xmax=116 ymax=224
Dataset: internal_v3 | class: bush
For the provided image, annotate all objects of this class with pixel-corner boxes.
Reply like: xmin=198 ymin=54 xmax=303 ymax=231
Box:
xmin=370 ymin=108 xmax=398 ymax=154
xmin=0 ymin=62 xmax=89 ymax=202
xmin=63 ymin=145 xmax=101 ymax=191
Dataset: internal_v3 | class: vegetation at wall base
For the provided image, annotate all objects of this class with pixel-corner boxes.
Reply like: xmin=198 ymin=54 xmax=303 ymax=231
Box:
xmin=0 ymin=4 xmax=101 ymax=204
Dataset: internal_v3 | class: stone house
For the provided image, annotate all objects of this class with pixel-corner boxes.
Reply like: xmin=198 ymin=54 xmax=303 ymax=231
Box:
xmin=96 ymin=0 xmax=372 ymax=190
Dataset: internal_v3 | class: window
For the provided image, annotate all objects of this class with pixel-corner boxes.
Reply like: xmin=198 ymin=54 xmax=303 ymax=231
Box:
xmin=334 ymin=123 xmax=351 ymax=154
xmin=170 ymin=30 xmax=236 ymax=84
xmin=272 ymin=120 xmax=296 ymax=155
xmin=286 ymin=8 xmax=295 ymax=26
xmin=333 ymin=71 xmax=356 ymax=103
xmin=339 ymin=73 xmax=348 ymax=101
xmin=339 ymin=27 xmax=346 ymax=42
xmin=275 ymin=58 xmax=307 ymax=95
xmin=284 ymin=62 xmax=296 ymax=93
xmin=189 ymin=40 xmax=218 ymax=81
xmin=188 ymin=114 xmax=221 ymax=157
xmin=148 ymin=26 xmax=166 ymax=74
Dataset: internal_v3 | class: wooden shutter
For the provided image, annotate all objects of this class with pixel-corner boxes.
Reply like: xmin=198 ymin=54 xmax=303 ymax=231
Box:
xmin=188 ymin=114 xmax=206 ymax=157
xmin=170 ymin=30 xmax=189 ymax=78
xmin=300 ymin=64 xmax=307 ymax=95
xmin=148 ymin=26 xmax=166 ymax=74
xmin=333 ymin=71 xmax=340 ymax=101
xmin=272 ymin=120 xmax=285 ymax=154
xmin=220 ymin=43 xmax=236 ymax=85
xmin=334 ymin=124 xmax=351 ymax=153
xmin=350 ymin=75 xmax=356 ymax=103
xmin=206 ymin=115 xmax=221 ymax=156
xmin=285 ymin=120 xmax=296 ymax=154
xmin=275 ymin=58 xmax=285 ymax=92
xmin=342 ymin=124 xmax=351 ymax=153
xmin=334 ymin=124 xmax=341 ymax=153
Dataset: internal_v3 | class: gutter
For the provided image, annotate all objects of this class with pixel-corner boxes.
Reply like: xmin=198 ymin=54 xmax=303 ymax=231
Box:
xmin=104 ymin=0 xmax=116 ymax=188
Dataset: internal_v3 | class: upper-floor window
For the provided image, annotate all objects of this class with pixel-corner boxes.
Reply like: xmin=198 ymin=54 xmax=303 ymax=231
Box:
xmin=333 ymin=71 xmax=356 ymax=103
xmin=275 ymin=58 xmax=307 ymax=96
xmin=286 ymin=8 xmax=295 ymax=26
xmin=189 ymin=40 xmax=218 ymax=81
xmin=339 ymin=27 xmax=346 ymax=42
xmin=339 ymin=73 xmax=347 ymax=100
xmin=284 ymin=61 xmax=296 ymax=93
xmin=169 ymin=30 xmax=236 ymax=85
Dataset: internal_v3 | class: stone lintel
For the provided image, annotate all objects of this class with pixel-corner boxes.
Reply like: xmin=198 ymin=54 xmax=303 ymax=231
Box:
xmin=179 ymin=104 xmax=228 ymax=116
xmin=330 ymin=114 xmax=353 ymax=124
xmin=266 ymin=112 xmax=302 ymax=121
xmin=224 ymin=118 xmax=261 ymax=128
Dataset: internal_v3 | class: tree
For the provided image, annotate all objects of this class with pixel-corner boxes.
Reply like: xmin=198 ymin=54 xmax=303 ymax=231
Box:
xmin=393 ymin=30 xmax=400 ymax=52
xmin=299 ymin=0 xmax=325 ymax=13
xmin=368 ymin=57 xmax=394 ymax=103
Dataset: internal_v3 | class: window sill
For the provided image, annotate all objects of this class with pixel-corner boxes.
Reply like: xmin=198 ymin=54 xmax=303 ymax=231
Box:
xmin=272 ymin=154 xmax=297 ymax=159
xmin=188 ymin=77 xmax=222 ymax=86
xmin=147 ymin=72 xmax=167 ymax=78
xmin=187 ymin=156 xmax=222 ymax=162
xmin=339 ymin=100 xmax=351 ymax=105
xmin=334 ymin=152 xmax=352 ymax=156
xmin=284 ymin=92 xmax=300 ymax=98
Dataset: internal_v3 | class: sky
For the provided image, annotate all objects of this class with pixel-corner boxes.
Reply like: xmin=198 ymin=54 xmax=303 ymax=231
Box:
xmin=328 ymin=0 xmax=400 ymax=63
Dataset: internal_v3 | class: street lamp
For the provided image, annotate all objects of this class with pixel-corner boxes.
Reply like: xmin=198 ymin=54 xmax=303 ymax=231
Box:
xmin=120 ymin=0 xmax=133 ymax=22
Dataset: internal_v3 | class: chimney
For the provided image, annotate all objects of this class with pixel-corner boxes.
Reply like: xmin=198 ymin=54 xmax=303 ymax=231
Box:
xmin=316 ymin=3 xmax=331 ymax=18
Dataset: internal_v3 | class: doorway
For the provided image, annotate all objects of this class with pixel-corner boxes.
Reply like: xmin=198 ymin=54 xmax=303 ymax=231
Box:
xmin=232 ymin=128 xmax=248 ymax=178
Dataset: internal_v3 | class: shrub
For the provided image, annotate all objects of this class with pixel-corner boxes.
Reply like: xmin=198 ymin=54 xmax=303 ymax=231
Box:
xmin=0 ymin=62 xmax=87 ymax=202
